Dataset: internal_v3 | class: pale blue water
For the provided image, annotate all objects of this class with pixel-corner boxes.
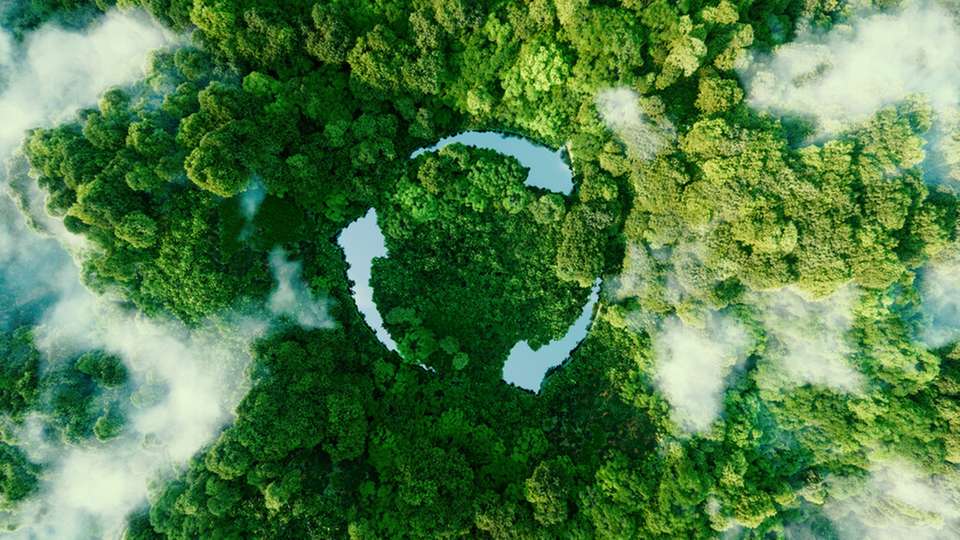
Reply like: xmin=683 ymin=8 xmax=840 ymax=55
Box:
xmin=337 ymin=209 xmax=397 ymax=352
xmin=339 ymin=133 xmax=592 ymax=391
xmin=501 ymin=283 xmax=599 ymax=391
xmin=411 ymin=131 xmax=573 ymax=194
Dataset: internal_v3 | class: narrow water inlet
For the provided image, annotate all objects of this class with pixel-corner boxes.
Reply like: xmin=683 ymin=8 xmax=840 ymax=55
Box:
xmin=339 ymin=132 xmax=594 ymax=391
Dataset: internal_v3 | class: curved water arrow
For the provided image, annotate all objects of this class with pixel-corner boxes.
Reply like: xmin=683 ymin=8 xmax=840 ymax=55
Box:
xmin=338 ymin=132 xmax=599 ymax=391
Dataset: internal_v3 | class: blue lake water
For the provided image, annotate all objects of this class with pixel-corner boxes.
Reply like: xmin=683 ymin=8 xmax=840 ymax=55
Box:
xmin=338 ymin=132 xmax=593 ymax=391
xmin=411 ymin=131 xmax=573 ymax=195
xmin=501 ymin=283 xmax=600 ymax=391
xmin=338 ymin=209 xmax=398 ymax=352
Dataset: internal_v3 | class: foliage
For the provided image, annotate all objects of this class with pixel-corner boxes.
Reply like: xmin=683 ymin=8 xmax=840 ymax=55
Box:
xmin=0 ymin=328 xmax=139 ymax=513
xmin=372 ymin=145 xmax=593 ymax=380
xmin=5 ymin=0 xmax=960 ymax=538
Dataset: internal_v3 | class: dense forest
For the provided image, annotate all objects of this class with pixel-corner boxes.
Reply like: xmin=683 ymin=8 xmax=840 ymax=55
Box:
xmin=1 ymin=0 xmax=960 ymax=538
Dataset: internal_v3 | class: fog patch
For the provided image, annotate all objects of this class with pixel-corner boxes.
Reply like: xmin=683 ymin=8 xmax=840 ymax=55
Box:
xmin=754 ymin=286 xmax=863 ymax=392
xmin=653 ymin=313 xmax=751 ymax=433
xmin=4 ymin=153 xmax=83 ymax=251
xmin=0 ymin=193 xmax=281 ymax=538
xmin=922 ymin=109 xmax=960 ymax=185
xmin=12 ymin=291 xmax=269 ymax=539
xmin=268 ymin=248 xmax=334 ymax=330
xmin=0 ymin=29 xmax=12 ymax=82
xmin=237 ymin=178 xmax=266 ymax=240
xmin=239 ymin=179 xmax=266 ymax=221
xmin=606 ymin=242 xmax=663 ymax=302
xmin=0 ymin=30 xmax=11 ymax=63
xmin=1 ymin=220 xmax=326 ymax=538
xmin=0 ymin=9 xmax=170 ymax=330
xmin=0 ymin=202 xmax=269 ymax=538
xmin=819 ymin=460 xmax=960 ymax=539
xmin=0 ymin=9 xmax=269 ymax=538
xmin=0 ymin=10 xmax=172 ymax=156
xmin=0 ymin=194 xmax=74 ymax=329
xmin=917 ymin=256 xmax=960 ymax=348
xmin=740 ymin=3 xmax=960 ymax=135
xmin=595 ymin=87 xmax=675 ymax=161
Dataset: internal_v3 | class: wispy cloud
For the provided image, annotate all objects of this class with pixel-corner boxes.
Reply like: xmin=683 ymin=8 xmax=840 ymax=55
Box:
xmin=596 ymin=87 xmax=675 ymax=161
xmin=0 ymin=10 xmax=173 ymax=156
xmin=740 ymin=3 xmax=960 ymax=135
xmin=17 ymin=294 xmax=268 ymax=539
xmin=917 ymin=255 xmax=960 ymax=348
xmin=0 ymin=10 xmax=275 ymax=539
xmin=818 ymin=460 xmax=960 ymax=540
xmin=654 ymin=312 xmax=752 ymax=433
xmin=753 ymin=285 xmax=863 ymax=393
xmin=268 ymin=248 xmax=335 ymax=330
